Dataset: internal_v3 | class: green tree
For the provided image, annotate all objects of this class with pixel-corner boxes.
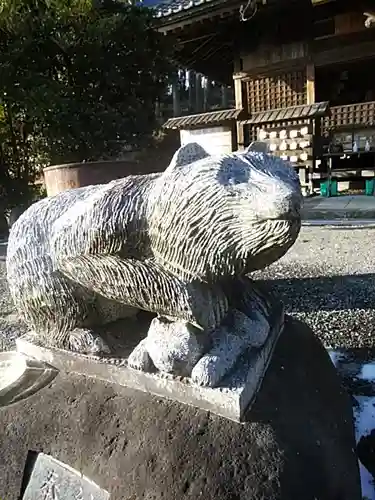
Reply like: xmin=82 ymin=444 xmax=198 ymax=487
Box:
xmin=0 ymin=0 xmax=172 ymax=209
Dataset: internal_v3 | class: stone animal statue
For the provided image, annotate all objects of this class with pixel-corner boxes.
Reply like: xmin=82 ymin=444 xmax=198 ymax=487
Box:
xmin=7 ymin=143 xmax=302 ymax=386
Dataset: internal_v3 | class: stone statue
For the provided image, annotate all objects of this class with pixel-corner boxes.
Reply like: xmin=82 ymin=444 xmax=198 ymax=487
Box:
xmin=6 ymin=143 xmax=302 ymax=388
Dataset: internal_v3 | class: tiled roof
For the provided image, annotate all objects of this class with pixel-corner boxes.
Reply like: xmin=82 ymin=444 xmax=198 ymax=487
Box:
xmin=239 ymin=102 xmax=330 ymax=125
xmin=154 ymin=0 xmax=222 ymax=18
xmin=163 ymin=108 xmax=244 ymax=129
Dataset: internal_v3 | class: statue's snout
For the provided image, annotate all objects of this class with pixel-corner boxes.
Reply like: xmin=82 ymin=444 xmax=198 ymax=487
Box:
xmin=250 ymin=174 xmax=302 ymax=221
xmin=278 ymin=190 xmax=302 ymax=219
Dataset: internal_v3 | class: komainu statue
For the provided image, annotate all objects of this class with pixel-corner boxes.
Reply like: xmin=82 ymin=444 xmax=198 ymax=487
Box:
xmin=7 ymin=143 xmax=302 ymax=388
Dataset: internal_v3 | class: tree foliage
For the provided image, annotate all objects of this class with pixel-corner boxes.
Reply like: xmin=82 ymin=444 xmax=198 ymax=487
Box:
xmin=0 ymin=0 xmax=172 ymax=208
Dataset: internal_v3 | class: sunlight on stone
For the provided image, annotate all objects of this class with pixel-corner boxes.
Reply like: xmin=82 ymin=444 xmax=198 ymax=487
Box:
xmin=0 ymin=352 xmax=26 ymax=393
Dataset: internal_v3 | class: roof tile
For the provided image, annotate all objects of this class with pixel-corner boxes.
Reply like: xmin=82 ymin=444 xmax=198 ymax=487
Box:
xmin=163 ymin=108 xmax=244 ymax=129
xmin=155 ymin=0 xmax=218 ymax=18
xmin=239 ymin=101 xmax=330 ymax=125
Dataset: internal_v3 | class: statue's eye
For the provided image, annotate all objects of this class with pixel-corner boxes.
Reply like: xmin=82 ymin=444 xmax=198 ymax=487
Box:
xmin=228 ymin=176 xmax=241 ymax=186
xmin=219 ymin=164 xmax=250 ymax=187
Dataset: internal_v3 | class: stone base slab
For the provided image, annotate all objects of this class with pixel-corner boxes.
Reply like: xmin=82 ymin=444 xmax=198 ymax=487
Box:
xmin=16 ymin=306 xmax=284 ymax=422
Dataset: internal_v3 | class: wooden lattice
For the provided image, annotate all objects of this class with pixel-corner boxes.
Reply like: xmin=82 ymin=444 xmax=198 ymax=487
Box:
xmin=323 ymin=101 xmax=375 ymax=131
xmin=246 ymin=71 xmax=307 ymax=114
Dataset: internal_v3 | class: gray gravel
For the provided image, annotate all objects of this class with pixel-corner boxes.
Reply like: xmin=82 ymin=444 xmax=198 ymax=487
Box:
xmin=1 ymin=225 xmax=375 ymax=351
xmin=254 ymin=225 xmax=375 ymax=349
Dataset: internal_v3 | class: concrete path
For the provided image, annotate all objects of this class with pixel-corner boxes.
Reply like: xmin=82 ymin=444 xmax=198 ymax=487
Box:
xmin=303 ymin=195 xmax=375 ymax=220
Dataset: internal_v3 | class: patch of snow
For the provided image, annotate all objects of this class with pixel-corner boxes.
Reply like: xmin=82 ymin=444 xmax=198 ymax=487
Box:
xmin=359 ymin=462 xmax=375 ymax=500
xmin=354 ymin=395 xmax=375 ymax=499
xmin=354 ymin=396 xmax=375 ymax=438
xmin=359 ymin=363 xmax=375 ymax=382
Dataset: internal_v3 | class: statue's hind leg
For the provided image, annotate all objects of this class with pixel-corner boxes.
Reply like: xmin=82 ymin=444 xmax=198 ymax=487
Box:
xmin=11 ymin=266 xmax=119 ymax=354
xmin=58 ymin=254 xmax=229 ymax=370
xmin=58 ymin=254 xmax=229 ymax=331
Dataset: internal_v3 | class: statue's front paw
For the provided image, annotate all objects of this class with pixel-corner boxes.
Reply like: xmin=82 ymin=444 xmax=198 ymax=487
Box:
xmin=128 ymin=317 xmax=209 ymax=377
xmin=145 ymin=317 xmax=208 ymax=377
xmin=191 ymin=326 xmax=239 ymax=387
xmin=191 ymin=310 xmax=270 ymax=388
xmin=68 ymin=328 xmax=111 ymax=356
xmin=128 ymin=339 xmax=154 ymax=372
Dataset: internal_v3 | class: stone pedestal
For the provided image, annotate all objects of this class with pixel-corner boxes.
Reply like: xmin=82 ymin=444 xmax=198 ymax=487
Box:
xmin=0 ymin=317 xmax=361 ymax=500
xmin=15 ymin=303 xmax=284 ymax=422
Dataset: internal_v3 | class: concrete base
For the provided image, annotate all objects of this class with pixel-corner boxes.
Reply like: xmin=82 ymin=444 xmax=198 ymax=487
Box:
xmin=0 ymin=317 xmax=361 ymax=500
xmin=16 ymin=306 xmax=284 ymax=422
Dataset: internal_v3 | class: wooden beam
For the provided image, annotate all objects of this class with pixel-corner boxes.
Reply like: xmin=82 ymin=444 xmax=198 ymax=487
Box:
xmin=234 ymin=78 xmax=243 ymax=110
xmin=234 ymin=78 xmax=245 ymax=150
xmin=241 ymin=41 xmax=307 ymax=72
xmin=306 ymin=63 xmax=315 ymax=104
xmin=314 ymin=39 xmax=375 ymax=67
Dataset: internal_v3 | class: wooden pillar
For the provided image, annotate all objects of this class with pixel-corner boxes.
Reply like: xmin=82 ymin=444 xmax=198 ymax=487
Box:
xmin=306 ymin=62 xmax=316 ymax=195
xmin=221 ymin=85 xmax=229 ymax=109
xmin=172 ymin=81 xmax=180 ymax=117
xmin=195 ymin=73 xmax=202 ymax=112
xmin=188 ymin=70 xmax=196 ymax=113
xmin=234 ymin=76 xmax=245 ymax=150
xmin=234 ymin=77 xmax=243 ymax=109
xmin=204 ymin=79 xmax=212 ymax=111
xmin=155 ymin=99 xmax=162 ymax=124
xmin=306 ymin=63 xmax=315 ymax=105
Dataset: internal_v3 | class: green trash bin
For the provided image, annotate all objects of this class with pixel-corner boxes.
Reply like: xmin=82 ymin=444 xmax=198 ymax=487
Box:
xmin=320 ymin=180 xmax=330 ymax=197
xmin=365 ymin=178 xmax=375 ymax=196
xmin=320 ymin=180 xmax=337 ymax=197
xmin=330 ymin=179 xmax=338 ymax=196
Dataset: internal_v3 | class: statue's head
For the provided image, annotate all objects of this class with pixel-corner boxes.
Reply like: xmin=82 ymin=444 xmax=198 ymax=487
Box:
xmin=149 ymin=142 xmax=302 ymax=276
xmin=223 ymin=146 xmax=302 ymax=223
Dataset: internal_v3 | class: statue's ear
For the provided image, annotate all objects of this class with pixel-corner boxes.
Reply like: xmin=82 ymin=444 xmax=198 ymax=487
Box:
xmin=245 ymin=141 xmax=269 ymax=154
xmin=166 ymin=142 xmax=210 ymax=172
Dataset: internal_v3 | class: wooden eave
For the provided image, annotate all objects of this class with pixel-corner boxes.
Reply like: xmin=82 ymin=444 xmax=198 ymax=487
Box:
xmin=155 ymin=0 xmax=313 ymax=82
xmin=161 ymin=10 xmax=242 ymax=83
xmin=163 ymin=108 xmax=245 ymax=129
xmin=155 ymin=0 xmax=243 ymax=33
xmin=239 ymin=102 xmax=330 ymax=125
xmin=155 ymin=0 xmax=301 ymax=33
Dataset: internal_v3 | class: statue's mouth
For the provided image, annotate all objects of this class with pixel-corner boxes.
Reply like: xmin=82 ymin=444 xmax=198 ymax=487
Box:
xmin=259 ymin=213 xmax=301 ymax=223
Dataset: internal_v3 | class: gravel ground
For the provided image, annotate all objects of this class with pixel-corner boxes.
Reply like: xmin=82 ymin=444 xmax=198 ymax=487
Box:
xmin=254 ymin=225 xmax=375 ymax=350
xmin=0 ymin=225 xmax=375 ymax=351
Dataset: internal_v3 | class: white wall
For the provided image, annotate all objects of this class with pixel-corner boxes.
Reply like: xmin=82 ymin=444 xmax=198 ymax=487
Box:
xmin=180 ymin=126 xmax=232 ymax=156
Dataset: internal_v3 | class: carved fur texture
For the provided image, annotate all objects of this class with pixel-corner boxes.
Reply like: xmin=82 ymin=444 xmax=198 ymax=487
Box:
xmin=6 ymin=143 xmax=302 ymax=351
